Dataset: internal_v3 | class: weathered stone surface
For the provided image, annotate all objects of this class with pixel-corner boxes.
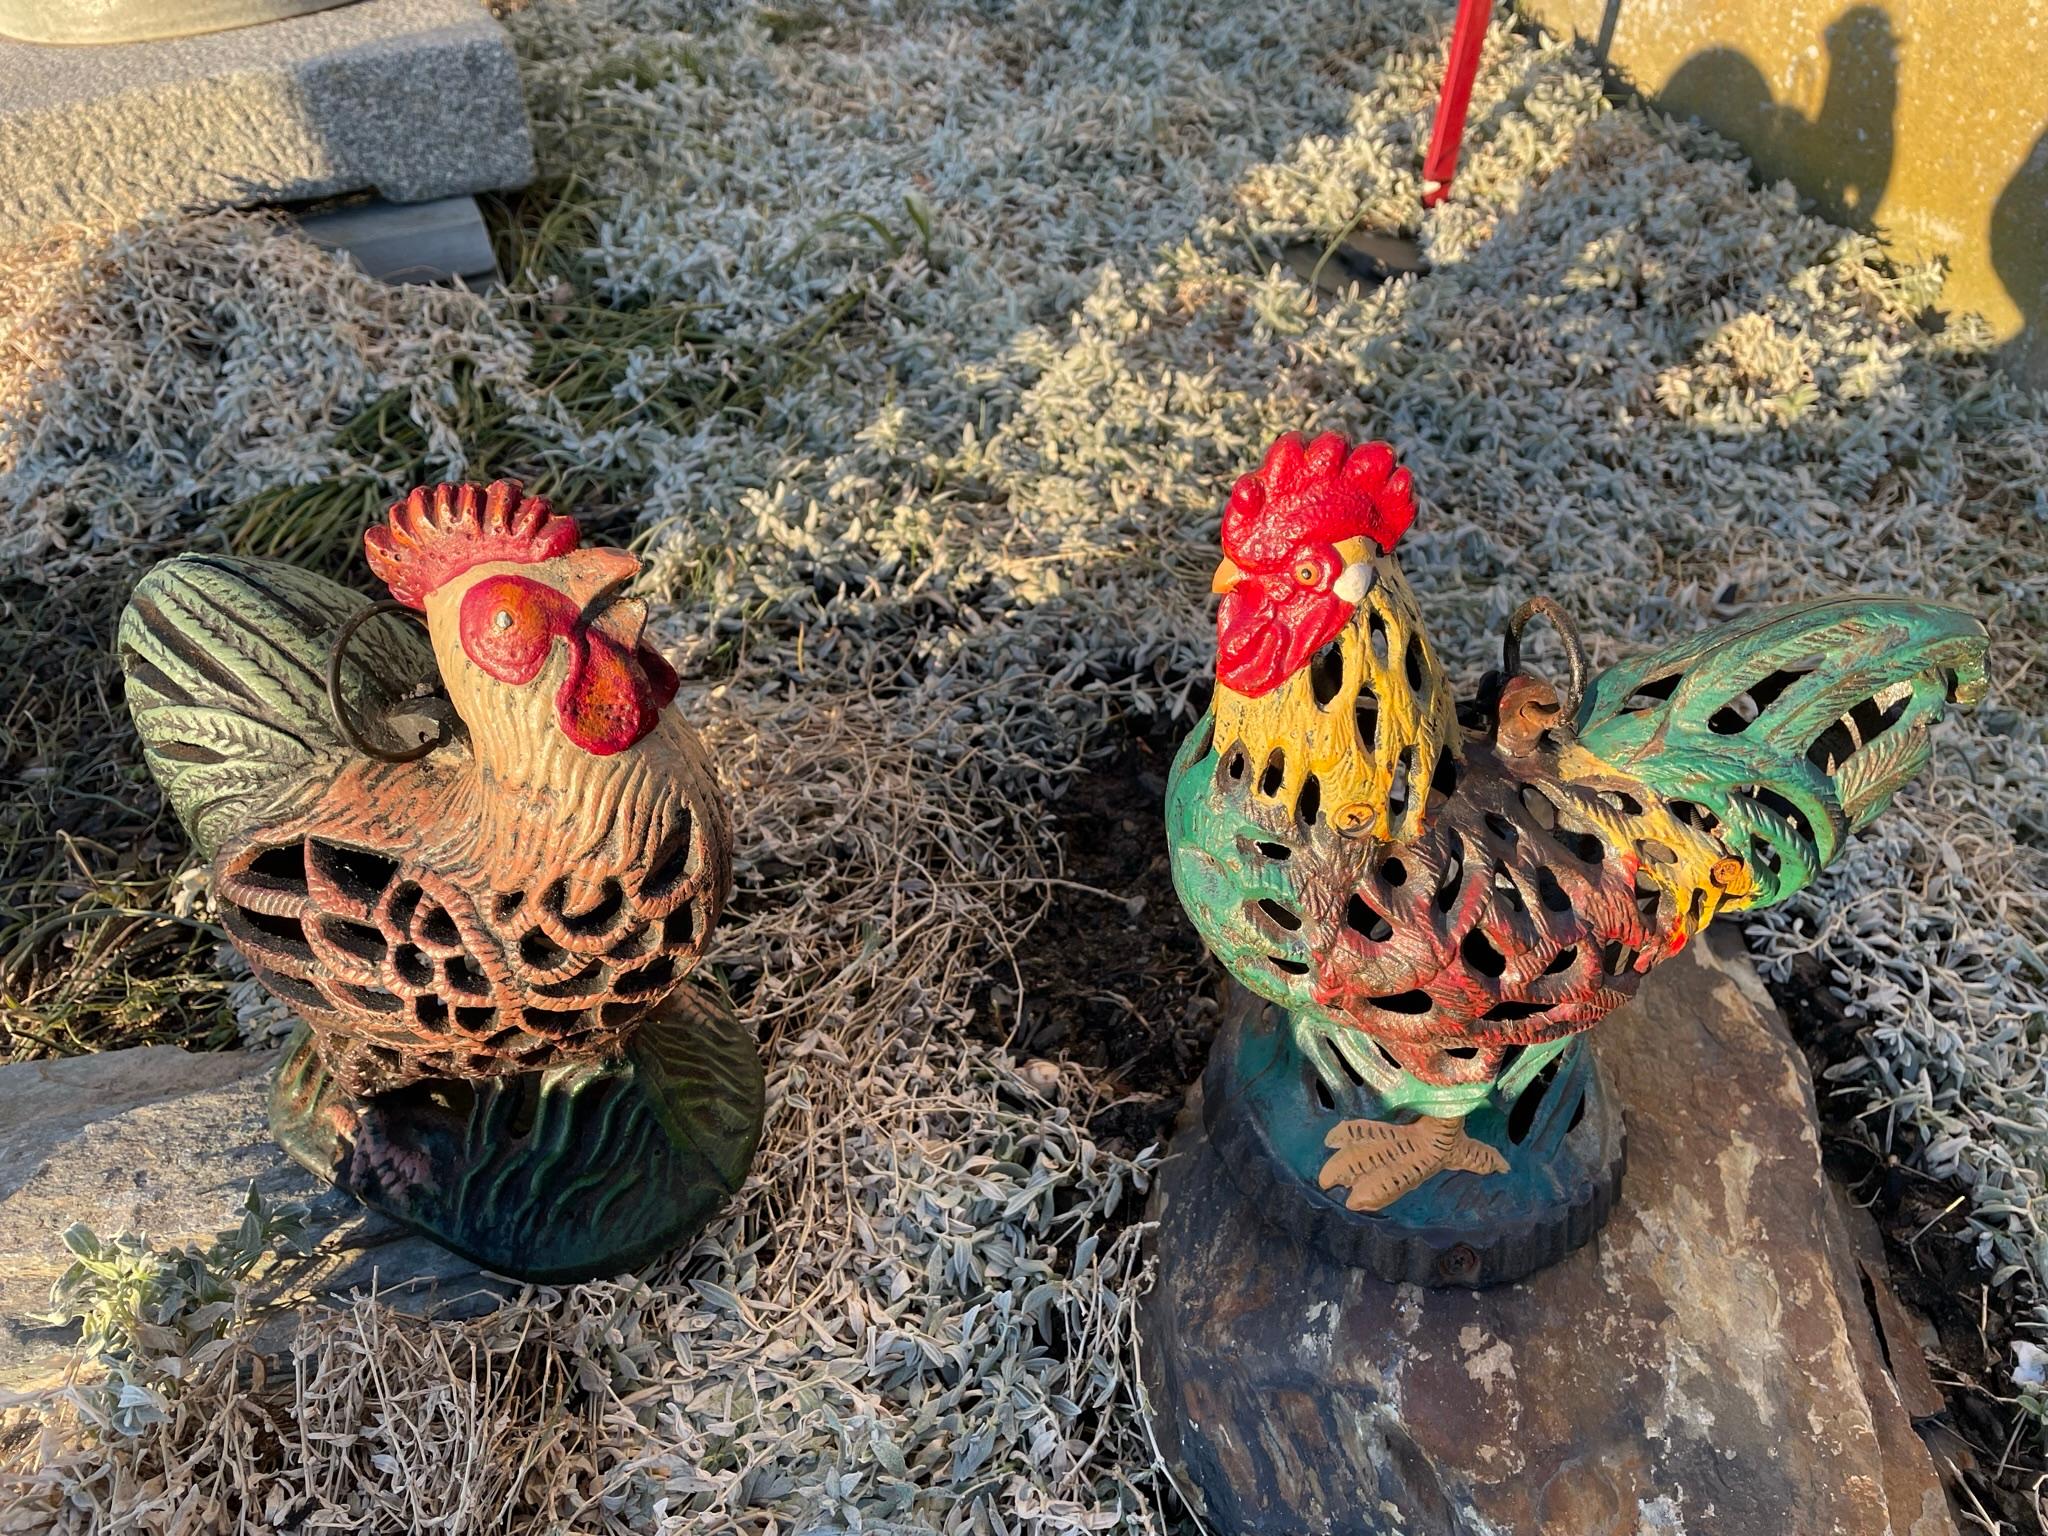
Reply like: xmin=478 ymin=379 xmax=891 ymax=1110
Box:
xmin=1141 ymin=933 xmax=1957 ymax=1536
xmin=0 ymin=0 xmax=532 ymax=241
xmin=0 ymin=0 xmax=359 ymax=46
xmin=0 ymin=1044 xmax=507 ymax=1395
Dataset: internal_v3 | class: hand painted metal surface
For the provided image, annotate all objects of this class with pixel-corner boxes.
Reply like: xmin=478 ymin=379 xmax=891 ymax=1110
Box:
xmin=120 ymin=482 xmax=758 ymax=1282
xmin=1169 ymin=430 xmax=1990 ymax=1281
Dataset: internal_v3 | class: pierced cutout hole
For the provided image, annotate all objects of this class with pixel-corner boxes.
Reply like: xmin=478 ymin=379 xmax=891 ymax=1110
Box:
xmin=1298 ymin=775 xmax=1323 ymax=826
xmin=1270 ymin=955 xmax=1310 ymax=977
xmin=1743 ymin=784 xmax=1817 ymax=849
xmin=1368 ymin=989 xmax=1434 ymax=1015
xmin=1260 ymin=749 xmax=1287 ymax=797
xmin=661 ymin=905 xmax=696 ymax=946
xmin=1309 ymin=642 xmax=1345 ymax=709
xmin=1346 ymin=893 xmax=1393 ymax=943
xmin=310 ymin=840 xmax=398 ymax=903
xmin=1542 ymin=945 xmax=1578 ymax=976
xmin=1535 ymin=866 xmax=1573 ymax=914
xmin=1380 ymin=856 xmax=1409 ymax=888
xmin=419 ymin=905 xmax=460 ymax=949
xmin=1369 ymin=611 xmax=1390 ymax=670
xmin=1403 ymin=633 xmax=1425 ymax=691
xmin=642 ymin=813 xmax=697 ymax=899
xmin=1596 ymin=788 xmax=1646 ymax=818
xmin=1709 ymin=658 xmax=1821 ymax=735
xmin=1481 ymin=998 xmax=1550 ymax=1023
xmin=1354 ymin=685 xmax=1381 ymax=754
xmin=1519 ymin=784 xmax=1558 ymax=829
xmin=1254 ymin=897 xmax=1302 ymax=933
xmin=1620 ymin=673 xmax=1681 ymax=714
xmin=246 ymin=842 xmax=310 ymax=894
xmin=1460 ymin=929 xmax=1508 ymax=978
xmin=1508 ymin=1055 xmax=1566 ymax=1144
xmin=1255 ymin=841 xmax=1292 ymax=861
xmin=1431 ymin=745 xmax=1460 ymax=799
xmin=1387 ymin=747 xmax=1414 ymax=820
xmin=1483 ymin=811 xmax=1518 ymax=847
xmin=1434 ymin=841 xmax=1464 ymax=913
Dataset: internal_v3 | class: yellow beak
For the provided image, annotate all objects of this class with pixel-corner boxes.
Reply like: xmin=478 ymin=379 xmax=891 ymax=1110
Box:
xmin=1211 ymin=557 xmax=1245 ymax=594
xmin=558 ymin=547 xmax=648 ymax=649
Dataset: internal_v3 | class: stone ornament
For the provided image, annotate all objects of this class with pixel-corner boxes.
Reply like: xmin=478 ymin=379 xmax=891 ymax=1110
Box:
xmin=121 ymin=482 xmax=760 ymax=1282
xmin=1167 ymin=430 xmax=1989 ymax=1285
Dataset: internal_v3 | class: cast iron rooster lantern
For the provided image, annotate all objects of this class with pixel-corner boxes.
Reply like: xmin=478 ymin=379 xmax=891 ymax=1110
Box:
xmin=1168 ymin=431 xmax=1989 ymax=1286
xmin=120 ymin=483 xmax=761 ymax=1281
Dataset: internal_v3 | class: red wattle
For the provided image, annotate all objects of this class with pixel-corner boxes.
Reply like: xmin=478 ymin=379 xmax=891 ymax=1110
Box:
xmin=1216 ymin=584 xmax=1351 ymax=699
xmin=557 ymin=630 xmax=664 ymax=756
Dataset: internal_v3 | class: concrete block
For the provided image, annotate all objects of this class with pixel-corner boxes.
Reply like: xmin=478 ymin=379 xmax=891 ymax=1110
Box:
xmin=0 ymin=0 xmax=358 ymax=47
xmin=0 ymin=0 xmax=534 ymax=241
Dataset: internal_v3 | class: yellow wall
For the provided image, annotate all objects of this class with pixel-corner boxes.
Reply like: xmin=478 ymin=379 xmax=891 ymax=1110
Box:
xmin=1517 ymin=0 xmax=2048 ymax=380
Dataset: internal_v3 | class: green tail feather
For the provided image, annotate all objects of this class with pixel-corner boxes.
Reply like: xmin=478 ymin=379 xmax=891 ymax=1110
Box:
xmin=1576 ymin=597 xmax=1989 ymax=908
xmin=118 ymin=555 xmax=432 ymax=860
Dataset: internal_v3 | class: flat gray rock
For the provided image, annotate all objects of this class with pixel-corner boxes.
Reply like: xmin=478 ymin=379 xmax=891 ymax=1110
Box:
xmin=0 ymin=1043 xmax=509 ymax=1394
xmin=1141 ymin=934 xmax=1958 ymax=1536
xmin=0 ymin=0 xmax=532 ymax=240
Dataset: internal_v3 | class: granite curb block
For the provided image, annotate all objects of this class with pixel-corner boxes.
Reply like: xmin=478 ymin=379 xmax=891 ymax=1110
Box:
xmin=0 ymin=0 xmax=533 ymax=240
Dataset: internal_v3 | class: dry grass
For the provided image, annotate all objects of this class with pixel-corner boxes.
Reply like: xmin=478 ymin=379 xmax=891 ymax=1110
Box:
xmin=1 ymin=0 xmax=2045 ymax=1530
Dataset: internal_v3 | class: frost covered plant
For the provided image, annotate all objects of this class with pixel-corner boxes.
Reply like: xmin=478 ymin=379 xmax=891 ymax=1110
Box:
xmin=43 ymin=1188 xmax=307 ymax=1439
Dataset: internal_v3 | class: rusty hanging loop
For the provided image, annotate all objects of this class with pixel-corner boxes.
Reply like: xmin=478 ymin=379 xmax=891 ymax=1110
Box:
xmin=327 ymin=600 xmax=444 ymax=763
xmin=1502 ymin=595 xmax=1588 ymax=725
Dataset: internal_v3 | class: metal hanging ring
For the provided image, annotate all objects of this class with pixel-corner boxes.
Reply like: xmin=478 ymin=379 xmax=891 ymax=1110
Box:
xmin=1502 ymin=595 xmax=1588 ymax=724
xmin=327 ymin=600 xmax=442 ymax=763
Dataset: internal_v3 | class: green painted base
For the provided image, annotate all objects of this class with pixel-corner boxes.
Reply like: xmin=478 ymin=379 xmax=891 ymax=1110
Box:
xmin=1203 ymin=985 xmax=1624 ymax=1287
xmin=270 ymin=982 xmax=763 ymax=1283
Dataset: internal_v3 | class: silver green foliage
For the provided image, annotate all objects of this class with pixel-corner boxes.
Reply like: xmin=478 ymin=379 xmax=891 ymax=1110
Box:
xmin=43 ymin=1185 xmax=308 ymax=1439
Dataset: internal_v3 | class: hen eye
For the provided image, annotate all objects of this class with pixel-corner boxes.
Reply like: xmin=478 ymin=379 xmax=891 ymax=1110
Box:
xmin=1294 ymin=561 xmax=1320 ymax=586
xmin=492 ymin=610 xmax=514 ymax=632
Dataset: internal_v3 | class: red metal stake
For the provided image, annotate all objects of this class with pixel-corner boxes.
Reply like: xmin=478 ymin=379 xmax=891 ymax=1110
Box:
xmin=1421 ymin=0 xmax=1492 ymax=207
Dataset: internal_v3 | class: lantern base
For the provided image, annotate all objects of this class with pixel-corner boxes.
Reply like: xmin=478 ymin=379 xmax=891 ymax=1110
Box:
xmin=1203 ymin=985 xmax=1625 ymax=1287
xmin=269 ymin=982 xmax=761 ymax=1283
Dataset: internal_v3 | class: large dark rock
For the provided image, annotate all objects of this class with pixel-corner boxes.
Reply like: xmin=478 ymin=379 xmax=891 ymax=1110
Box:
xmin=1140 ymin=934 xmax=1956 ymax=1536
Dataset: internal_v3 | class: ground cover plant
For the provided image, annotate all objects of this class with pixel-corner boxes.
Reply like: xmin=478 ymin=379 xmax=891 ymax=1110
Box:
xmin=2 ymin=0 xmax=2045 ymax=1529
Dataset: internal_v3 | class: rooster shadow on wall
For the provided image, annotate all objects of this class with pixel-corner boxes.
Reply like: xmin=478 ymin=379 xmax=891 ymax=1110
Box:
xmin=1991 ymin=128 xmax=2048 ymax=382
xmin=1653 ymin=5 xmax=1899 ymax=232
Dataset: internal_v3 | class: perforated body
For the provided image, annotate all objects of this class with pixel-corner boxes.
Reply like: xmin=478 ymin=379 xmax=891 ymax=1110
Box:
xmin=213 ymin=711 xmax=729 ymax=1097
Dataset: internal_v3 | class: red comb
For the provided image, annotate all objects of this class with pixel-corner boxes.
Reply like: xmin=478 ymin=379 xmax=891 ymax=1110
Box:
xmin=1221 ymin=432 xmax=1415 ymax=569
xmin=365 ymin=481 xmax=581 ymax=609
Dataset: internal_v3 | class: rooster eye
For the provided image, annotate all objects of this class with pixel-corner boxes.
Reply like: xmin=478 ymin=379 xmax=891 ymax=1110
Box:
xmin=1295 ymin=561 xmax=1320 ymax=586
xmin=493 ymin=610 xmax=514 ymax=632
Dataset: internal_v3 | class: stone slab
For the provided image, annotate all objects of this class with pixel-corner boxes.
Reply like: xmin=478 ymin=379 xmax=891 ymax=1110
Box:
xmin=0 ymin=0 xmax=533 ymax=240
xmin=1140 ymin=933 xmax=1957 ymax=1536
xmin=0 ymin=0 xmax=358 ymax=47
xmin=297 ymin=192 xmax=497 ymax=285
xmin=0 ymin=1043 xmax=509 ymax=1396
